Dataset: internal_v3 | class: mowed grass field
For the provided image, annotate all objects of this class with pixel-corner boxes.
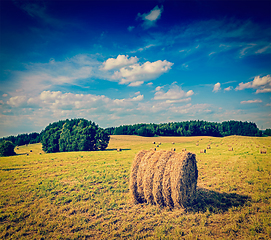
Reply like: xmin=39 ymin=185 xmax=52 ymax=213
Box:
xmin=0 ymin=135 xmax=270 ymax=239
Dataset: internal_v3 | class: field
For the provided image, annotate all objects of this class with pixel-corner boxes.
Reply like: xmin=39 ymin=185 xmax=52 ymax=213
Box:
xmin=0 ymin=135 xmax=271 ymax=239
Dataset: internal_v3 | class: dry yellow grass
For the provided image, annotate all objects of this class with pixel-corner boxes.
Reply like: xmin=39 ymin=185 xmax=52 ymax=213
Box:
xmin=0 ymin=135 xmax=270 ymax=239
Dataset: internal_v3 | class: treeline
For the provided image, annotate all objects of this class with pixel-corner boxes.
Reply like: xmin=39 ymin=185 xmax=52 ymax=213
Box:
xmin=0 ymin=132 xmax=40 ymax=146
xmin=40 ymin=119 xmax=110 ymax=153
xmin=106 ymin=120 xmax=263 ymax=137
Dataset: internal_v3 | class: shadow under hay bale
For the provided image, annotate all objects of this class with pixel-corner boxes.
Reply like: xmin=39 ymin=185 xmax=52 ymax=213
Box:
xmin=187 ymin=187 xmax=251 ymax=213
xmin=129 ymin=150 xmax=198 ymax=208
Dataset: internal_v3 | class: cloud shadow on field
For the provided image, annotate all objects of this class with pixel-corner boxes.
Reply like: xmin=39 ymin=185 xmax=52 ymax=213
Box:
xmin=187 ymin=187 xmax=251 ymax=213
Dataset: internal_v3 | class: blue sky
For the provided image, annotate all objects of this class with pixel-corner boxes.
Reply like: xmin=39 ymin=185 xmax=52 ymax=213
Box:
xmin=0 ymin=0 xmax=271 ymax=137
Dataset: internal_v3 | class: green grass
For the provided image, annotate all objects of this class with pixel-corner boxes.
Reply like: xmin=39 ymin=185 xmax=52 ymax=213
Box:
xmin=0 ymin=135 xmax=270 ymax=239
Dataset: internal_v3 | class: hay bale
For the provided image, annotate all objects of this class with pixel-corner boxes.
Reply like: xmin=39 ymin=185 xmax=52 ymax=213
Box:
xmin=196 ymin=143 xmax=199 ymax=146
xmin=207 ymin=146 xmax=211 ymax=149
xmin=129 ymin=150 xmax=148 ymax=204
xmin=158 ymin=142 xmax=161 ymax=145
xmin=260 ymin=149 xmax=267 ymax=154
xmin=150 ymin=148 xmax=156 ymax=151
xmin=171 ymin=148 xmax=176 ymax=151
xmin=30 ymin=150 xmax=32 ymax=152
xmin=172 ymin=142 xmax=175 ymax=144
xmin=182 ymin=148 xmax=186 ymax=152
xmin=130 ymin=150 xmax=198 ymax=208
xmin=152 ymin=142 xmax=156 ymax=144
xmin=228 ymin=147 xmax=233 ymax=151
xmin=156 ymin=145 xmax=160 ymax=147
xmin=117 ymin=148 xmax=122 ymax=152
xmin=200 ymin=149 xmax=206 ymax=153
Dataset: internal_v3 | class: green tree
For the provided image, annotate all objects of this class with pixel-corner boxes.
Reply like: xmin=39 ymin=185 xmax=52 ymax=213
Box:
xmin=0 ymin=140 xmax=16 ymax=156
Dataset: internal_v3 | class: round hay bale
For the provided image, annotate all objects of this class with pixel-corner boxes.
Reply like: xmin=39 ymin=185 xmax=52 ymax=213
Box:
xmin=171 ymin=148 xmax=176 ymax=151
xmin=150 ymin=148 xmax=156 ymax=151
xmin=172 ymin=142 xmax=175 ymax=144
xmin=228 ymin=147 xmax=233 ymax=151
xmin=156 ymin=145 xmax=159 ymax=147
xmin=196 ymin=143 xmax=199 ymax=146
xmin=117 ymin=148 xmax=122 ymax=152
xmin=136 ymin=151 xmax=156 ymax=202
xmin=30 ymin=150 xmax=32 ymax=152
xmin=260 ymin=149 xmax=267 ymax=154
xmin=129 ymin=150 xmax=198 ymax=208
xmin=207 ymin=146 xmax=211 ymax=149
xmin=152 ymin=142 xmax=156 ymax=144
xmin=129 ymin=150 xmax=148 ymax=204
xmin=182 ymin=148 xmax=186 ymax=152
xmin=200 ymin=149 xmax=206 ymax=153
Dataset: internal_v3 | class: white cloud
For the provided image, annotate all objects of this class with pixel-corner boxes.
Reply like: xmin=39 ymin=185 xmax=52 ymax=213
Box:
xmin=240 ymin=99 xmax=262 ymax=104
xmin=128 ymin=81 xmax=144 ymax=87
xmin=137 ymin=5 xmax=163 ymax=29
xmin=101 ymin=55 xmax=138 ymax=70
xmin=154 ymin=84 xmax=194 ymax=101
xmin=113 ymin=60 xmax=173 ymax=85
xmin=235 ymin=75 xmax=271 ymax=93
xmin=224 ymin=86 xmax=232 ymax=91
xmin=2 ymin=94 xmax=8 ymax=97
xmin=213 ymin=82 xmax=221 ymax=92
xmin=7 ymin=96 xmax=27 ymax=107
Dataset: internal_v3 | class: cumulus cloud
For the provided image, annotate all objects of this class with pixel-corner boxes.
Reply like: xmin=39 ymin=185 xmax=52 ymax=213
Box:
xmin=240 ymin=99 xmax=262 ymax=104
xmin=101 ymin=55 xmax=138 ymax=70
xmin=113 ymin=60 xmax=173 ymax=86
xmin=154 ymin=84 xmax=194 ymax=101
xmin=7 ymin=96 xmax=27 ymax=107
xmin=235 ymin=75 xmax=271 ymax=93
xmin=137 ymin=5 xmax=163 ymax=29
xmin=212 ymin=82 xmax=221 ymax=92
xmin=224 ymin=86 xmax=232 ymax=91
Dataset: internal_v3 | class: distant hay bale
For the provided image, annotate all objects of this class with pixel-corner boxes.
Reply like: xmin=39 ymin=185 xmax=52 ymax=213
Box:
xmin=196 ymin=143 xmax=199 ymax=146
xmin=256 ymin=146 xmax=259 ymax=148
xmin=117 ymin=148 xmax=122 ymax=152
xmin=200 ymin=149 xmax=206 ymax=153
xmin=129 ymin=150 xmax=198 ymax=208
xmin=207 ymin=146 xmax=211 ymax=149
xmin=39 ymin=152 xmax=42 ymax=155
xmin=158 ymin=142 xmax=161 ymax=145
xmin=216 ymin=145 xmax=219 ymax=147
xmin=182 ymin=148 xmax=186 ymax=152
xmin=171 ymin=148 xmax=176 ymax=151
xmin=152 ymin=142 xmax=156 ymax=144
xmin=30 ymin=150 xmax=32 ymax=152
xmin=228 ymin=147 xmax=233 ymax=151
xmin=156 ymin=145 xmax=160 ymax=147
xmin=263 ymin=146 xmax=266 ymax=148
xmin=26 ymin=153 xmax=29 ymax=156
xmin=150 ymin=148 xmax=156 ymax=151
xmin=260 ymin=149 xmax=267 ymax=154
xmin=172 ymin=142 xmax=175 ymax=144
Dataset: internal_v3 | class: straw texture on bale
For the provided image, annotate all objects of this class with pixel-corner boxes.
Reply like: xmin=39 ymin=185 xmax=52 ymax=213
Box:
xmin=129 ymin=150 xmax=198 ymax=208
